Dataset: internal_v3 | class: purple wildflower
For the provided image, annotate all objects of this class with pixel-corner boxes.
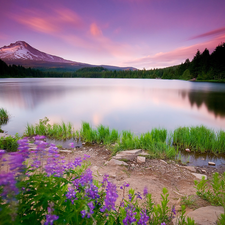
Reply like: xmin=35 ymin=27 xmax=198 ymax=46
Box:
xmin=135 ymin=192 xmax=142 ymax=200
xmin=87 ymin=202 xmax=95 ymax=214
xmin=0 ymin=172 xmax=18 ymax=200
xmin=138 ymin=209 xmax=149 ymax=225
xmin=44 ymin=214 xmax=59 ymax=225
xmin=81 ymin=210 xmax=86 ymax=218
xmin=102 ymin=174 xmax=109 ymax=188
xmin=66 ymin=187 xmax=76 ymax=201
xmin=143 ymin=186 xmax=148 ymax=197
xmin=85 ymin=183 xmax=100 ymax=199
xmin=73 ymin=157 xmax=83 ymax=167
xmin=120 ymin=182 xmax=130 ymax=189
xmin=34 ymin=135 xmax=46 ymax=140
xmin=123 ymin=205 xmax=137 ymax=225
xmin=101 ymin=180 xmax=118 ymax=211
xmin=161 ymin=223 xmax=166 ymax=225
xmin=172 ymin=205 xmax=176 ymax=216
xmin=128 ymin=194 xmax=132 ymax=202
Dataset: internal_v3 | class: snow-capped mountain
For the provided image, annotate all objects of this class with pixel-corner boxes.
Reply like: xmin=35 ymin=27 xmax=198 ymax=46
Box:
xmin=0 ymin=41 xmax=73 ymax=63
xmin=0 ymin=41 xmax=136 ymax=71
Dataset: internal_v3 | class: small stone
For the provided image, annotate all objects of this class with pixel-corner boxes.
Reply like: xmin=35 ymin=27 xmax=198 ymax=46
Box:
xmin=106 ymin=159 xmax=128 ymax=166
xmin=131 ymin=164 xmax=135 ymax=167
xmin=185 ymin=148 xmax=191 ymax=152
xmin=137 ymin=156 xmax=146 ymax=163
xmin=183 ymin=166 xmax=196 ymax=173
xmin=82 ymin=142 xmax=85 ymax=145
xmin=59 ymin=150 xmax=72 ymax=153
xmin=191 ymin=173 xmax=207 ymax=180
xmin=201 ymin=158 xmax=205 ymax=160
xmin=201 ymin=169 xmax=206 ymax=173
xmin=160 ymin=160 xmax=167 ymax=164
xmin=208 ymin=162 xmax=216 ymax=166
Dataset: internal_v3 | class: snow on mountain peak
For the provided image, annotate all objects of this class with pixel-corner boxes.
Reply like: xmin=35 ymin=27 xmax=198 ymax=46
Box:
xmin=0 ymin=41 xmax=72 ymax=63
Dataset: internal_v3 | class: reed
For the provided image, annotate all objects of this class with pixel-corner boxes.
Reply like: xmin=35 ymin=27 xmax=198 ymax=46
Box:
xmin=0 ymin=108 xmax=9 ymax=126
xmin=24 ymin=118 xmax=225 ymax=155
xmin=24 ymin=117 xmax=75 ymax=139
xmin=173 ymin=125 xmax=225 ymax=153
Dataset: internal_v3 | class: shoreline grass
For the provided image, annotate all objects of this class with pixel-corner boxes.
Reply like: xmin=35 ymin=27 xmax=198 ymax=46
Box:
xmin=24 ymin=118 xmax=225 ymax=156
xmin=0 ymin=108 xmax=9 ymax=126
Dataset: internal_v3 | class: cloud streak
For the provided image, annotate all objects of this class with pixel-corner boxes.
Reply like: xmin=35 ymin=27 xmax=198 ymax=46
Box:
xmin=190 ymin=26 xmax=225 ymax=40
xmin=124 ymin=34 xmax=225 ymax=69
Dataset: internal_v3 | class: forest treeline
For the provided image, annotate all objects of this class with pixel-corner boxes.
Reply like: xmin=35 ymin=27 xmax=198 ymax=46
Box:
xmin=0 ymin=42 xmax=224 ymax=81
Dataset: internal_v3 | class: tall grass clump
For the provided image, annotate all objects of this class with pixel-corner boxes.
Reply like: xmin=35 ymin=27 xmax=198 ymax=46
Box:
xmin=0 ymin=137 xmax=195 ymax=224
xmin=0 ymin=108 xmax=9 ymax=124
xmin=0 ymin=108 xmax=9 ymax=132
xmin=24 ymin=117 xmax=74 ymax=139
xmin=80 ymin=122 xmax=119 ymax=144
xmin=0 ymin=135 xmax=19 ymax=152
xmin=114 ymin=130 xmax=176 ymax=159
xmin=173 ymin=125 xmax=225 ymax=153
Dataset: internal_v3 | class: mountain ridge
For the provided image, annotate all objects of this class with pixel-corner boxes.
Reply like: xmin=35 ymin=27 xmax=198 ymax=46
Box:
xmin=0 ymin=41 xmax=136 ymax=71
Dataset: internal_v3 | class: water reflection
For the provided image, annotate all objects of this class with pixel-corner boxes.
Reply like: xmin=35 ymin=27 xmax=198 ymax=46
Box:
xmin=0 ymin=78 xmax=225 ymax=136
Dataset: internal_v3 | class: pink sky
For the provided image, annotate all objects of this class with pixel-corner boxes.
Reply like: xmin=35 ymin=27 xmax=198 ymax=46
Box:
xmin=0 ymin=0 xmax=225 ymax=69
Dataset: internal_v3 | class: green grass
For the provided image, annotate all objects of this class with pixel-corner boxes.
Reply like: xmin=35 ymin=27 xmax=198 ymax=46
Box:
xmin=0 ymin=135 xmax=19 ymax=152
xmin=0 ymin=108 xmax=9 ymax=129
xmin=24 ymin=117 xmax=74 ymax=140
xmin=24 ymin=118 xmax=225 ymax=156
xmin=173 ymin=125 xmax=225 ymax=153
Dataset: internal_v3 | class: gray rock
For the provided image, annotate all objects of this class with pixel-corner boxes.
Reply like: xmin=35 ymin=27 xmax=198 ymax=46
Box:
xmin=183 ymin=166 xmax=196 ymax=173
xmin=191 ymin=173 xmax=207 ymax=180
xmin=186 ymin=206 xmax=224 ymax=225
xmin=137 ymin=156 xmax=146 ymax=163
xmin=106 ymin=159 xmax=128 ymax=166
xmin=185 ymin=148 xmax=191 ymax=152
xmin=208 ymin=162 xmax=216 ymax=166
xmin=113 ymin=149 xmax=142 ymax=161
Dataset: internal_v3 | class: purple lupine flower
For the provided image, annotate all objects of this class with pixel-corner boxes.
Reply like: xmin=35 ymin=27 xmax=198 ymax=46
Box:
xmin=85 ymin=183 xmax=100 ymax=199
xmin=172 ymin=206 xmax=176 ymax=216
xmin=81 ymin=210 xmax=86 ymax=218
xmin=135 ymin=192 xmax=142 ymax=200
xmin=123 ymin=205 xmax=137 ymax=225
xmin=102 ymin=180 xmax=118 ymax=211
xmin=66 ymin=187 xmax=76 ymax=200
xmin=161 ymin=223 xmax=166 ymax=225
xmin=137 ymin=209 xmax=149 ymax=225
xmin=120 ymin=182 xmax=130 ymax=189
xmin=34 ymin=135 xmax=46 ymax=140
xmin=0 ymin=149 xmax=5 ymax=161
xmin=83 ymin=154 xmax=90 ymax=160
xmin=128 ymin=194 xmax=132 ymax=202
xmin=102 ymin=174 xmax=109 ymax=188
xmin=73 ymin=157 xmax=83 ymax=167
xmin=9 ymin=153 xmax=26 ymax=172
xmin=0 ymin=172 xmax=18 ymax=200
xmin=87 ymin=202 xmax=95 ymax=214
xmin=44 ymin=214 xmax=59 ymax=225
xmin=143 ymin=186 xmax=148 ymax=197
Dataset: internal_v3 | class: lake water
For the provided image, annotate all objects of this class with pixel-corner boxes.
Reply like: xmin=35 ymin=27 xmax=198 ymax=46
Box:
xmin=1 ymin=78 xmax=225 ymax=136
xmin=1 ymin=78 xmax=225 ymax=167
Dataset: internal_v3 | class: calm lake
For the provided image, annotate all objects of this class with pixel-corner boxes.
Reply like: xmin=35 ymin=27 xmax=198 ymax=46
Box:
xmin=1 ymin=78 xmax=225 ymax=167
xmin=1 ymin=78 xmax=225 ymax=136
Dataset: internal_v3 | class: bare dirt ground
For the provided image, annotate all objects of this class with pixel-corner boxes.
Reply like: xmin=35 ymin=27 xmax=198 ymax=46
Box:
xmin=59 ymin=143 xmax=223 ymax=214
